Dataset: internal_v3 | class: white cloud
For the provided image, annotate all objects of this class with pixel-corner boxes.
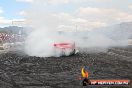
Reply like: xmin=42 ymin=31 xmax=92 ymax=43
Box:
xmin=51 ymin=12 xmax=106 ymax=31
xmin=16 ymin=0 xmax=33 ymax=3
xmin=0 ymin=17 xmax=26 ymax=27
xmin=43 ymin=0 xmax=111 ymax=5
xmin=0 ymin=16 xmax=25 ymax=26
xmin=0 ymin=17 xmax=11 ymax=24
xmin=129 ymin=5 xmax=132 ymax=9
xmin=47 ymin=0 xmax=69 ymax=4
xmin=23 ymin=0 xmax=88 ymax=5
xmin=51 ymin=7 xmax=132 ymax=31
xmin=19 ymin=10 xmax=27 ymax=16
xmin=0 ymin=9 xmax=3 ymax=14
xmin=71 ymin=18 xmax=87 ymax=23
xmin=76 ymin=7 xmax=132 ymax=25
xmin=0 ymin=7 xmax=3 ymax=16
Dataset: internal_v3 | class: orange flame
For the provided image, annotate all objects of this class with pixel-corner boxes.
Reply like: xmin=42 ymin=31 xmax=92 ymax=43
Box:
xmin=81 ymin=67 xmax=89 ymax=78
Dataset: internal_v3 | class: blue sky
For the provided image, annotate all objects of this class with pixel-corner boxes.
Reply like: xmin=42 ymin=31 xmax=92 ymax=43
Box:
xmin=0 ymin=0 xmax=31 ymax=27
xmin=0 ymin=0 xmax=29 ymax=19
xmin=0 ymin=0 xmax=132 ymax=28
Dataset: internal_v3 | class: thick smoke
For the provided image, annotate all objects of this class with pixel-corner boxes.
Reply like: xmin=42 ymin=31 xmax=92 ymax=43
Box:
xmin=24 ymin=1 xmax=130 ymax=57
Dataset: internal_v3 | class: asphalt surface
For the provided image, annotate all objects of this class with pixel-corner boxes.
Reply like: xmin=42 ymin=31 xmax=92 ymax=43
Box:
xmin=0 ymin=46 xmax=132 ymax=88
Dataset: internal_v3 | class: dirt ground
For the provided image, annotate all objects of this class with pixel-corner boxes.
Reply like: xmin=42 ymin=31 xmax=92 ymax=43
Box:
xmin=0 ymin=46 xmax=132 ymax=88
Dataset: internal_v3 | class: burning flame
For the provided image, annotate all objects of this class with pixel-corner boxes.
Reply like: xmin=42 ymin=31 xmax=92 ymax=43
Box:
xmin=81 ymin=67 xmax=89 ymax=78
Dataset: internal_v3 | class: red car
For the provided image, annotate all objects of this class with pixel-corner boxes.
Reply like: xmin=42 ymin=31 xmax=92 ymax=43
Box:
xmin=53 ymin=42 xmax=77 ymax=56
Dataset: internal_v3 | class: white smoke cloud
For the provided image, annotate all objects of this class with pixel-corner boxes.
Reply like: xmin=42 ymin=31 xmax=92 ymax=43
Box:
xmin=24 ymin=0 xmax=131 ymax=57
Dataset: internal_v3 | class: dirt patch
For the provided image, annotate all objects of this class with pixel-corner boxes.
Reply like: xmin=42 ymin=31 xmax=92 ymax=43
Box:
xmin=0 ymin=46 xmax=132 ymax=88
